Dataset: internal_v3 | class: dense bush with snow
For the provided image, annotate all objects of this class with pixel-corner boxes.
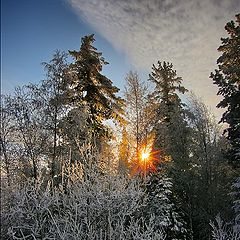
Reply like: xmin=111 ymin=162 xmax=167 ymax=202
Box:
xmin=210 ymin=178 xmax=240 ymax=240
xmin=1 ymin=170 xmax=166 ymax=240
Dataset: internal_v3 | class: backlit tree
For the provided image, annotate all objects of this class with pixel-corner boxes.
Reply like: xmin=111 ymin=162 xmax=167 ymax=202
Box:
xmin=66 ymin=34 xmax=125 ymax=142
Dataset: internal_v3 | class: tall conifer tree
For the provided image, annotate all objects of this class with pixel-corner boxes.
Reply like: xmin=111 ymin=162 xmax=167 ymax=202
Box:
xmin=66 ymin=34 xmax=125 ymax=139
xmin=149 ymin=61 xmax=188 ymax=163
xmin=148 ymin=61 xmax=190 ymax=239
xmin=210 ymin=14 xmax=240 ymax=168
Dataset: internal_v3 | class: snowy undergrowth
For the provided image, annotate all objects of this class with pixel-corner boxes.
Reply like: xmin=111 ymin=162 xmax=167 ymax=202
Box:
xmin=210 ymin=177 xmax=240 ymax=240
xmin=210 ymin=215 xmax=240 ymax=240
xmin=1 ymin=170 xmax=166 ymax=240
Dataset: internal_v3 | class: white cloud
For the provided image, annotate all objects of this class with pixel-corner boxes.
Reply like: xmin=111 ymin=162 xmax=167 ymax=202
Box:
xmin=67 ymin=0 xmax=239 ymax=117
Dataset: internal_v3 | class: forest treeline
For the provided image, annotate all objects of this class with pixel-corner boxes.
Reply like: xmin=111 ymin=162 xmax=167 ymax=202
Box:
xmin=1 ymin=14 xmax=239 ymax=240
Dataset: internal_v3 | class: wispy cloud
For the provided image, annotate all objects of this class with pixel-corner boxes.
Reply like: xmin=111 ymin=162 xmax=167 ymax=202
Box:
xmin=67 ymin=0 xmax=239 ymax=117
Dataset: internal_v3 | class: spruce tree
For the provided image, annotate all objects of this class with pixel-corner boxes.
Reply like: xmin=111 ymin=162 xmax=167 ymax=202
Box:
xmin=144 ymin=172 xmax=187 ymax=240
xmin=148 ymin=61 xmax=187 ymax=120
xmin=148 ymin=61 xmax=188 ymax=165
xmin=149 ymin=61 xmax=190 ymax=239
xmin=210 ymin=14 xmax=240 ymax=168
xmin=66 ymin=34 xmax=125 ymax=139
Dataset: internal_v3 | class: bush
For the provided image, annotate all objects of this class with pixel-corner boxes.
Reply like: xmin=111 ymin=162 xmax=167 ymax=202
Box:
xmin=1 ymin=170 xmax=166 ymax=239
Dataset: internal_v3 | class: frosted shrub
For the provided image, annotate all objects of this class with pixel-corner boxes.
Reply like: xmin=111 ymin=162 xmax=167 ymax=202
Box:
xmin=1 ymin=170 xmax=166 ymax=239
xmin=210 ymin=178 xmax=240 ymax=240
xmin=210 ymin=215 xmax=240 ymax=240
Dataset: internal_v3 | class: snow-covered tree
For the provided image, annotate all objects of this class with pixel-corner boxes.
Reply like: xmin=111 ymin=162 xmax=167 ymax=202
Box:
xmin=4 ymin=86 xmax=49 ymax=182
xmin=143 ymin=172 xmax=187 ymax=240
xmin=0 ymin=95 xmax=18 ymax=186
xmin=27 ymin=51 xmax=69 ymax=183
xmin=66 ymin=34 xmax=125 ymax=141
xmin=148 ymin=61 xmax=189 ymax=238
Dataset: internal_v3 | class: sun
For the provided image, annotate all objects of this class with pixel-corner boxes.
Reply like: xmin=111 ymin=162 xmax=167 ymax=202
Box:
xmin=141 ymin=150 xmax=150 ymax=162
xmin=130 ymin=133 xmax=161 ymax=178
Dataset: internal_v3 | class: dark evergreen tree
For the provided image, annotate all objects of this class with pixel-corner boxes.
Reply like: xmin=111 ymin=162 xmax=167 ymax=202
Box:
xmin=149 ymin=61 xmax=192 ymax=239
xmin=66 ymin=34 xmax=125 ymax=140
xmin=148 ymin=61 xmax=189 ymax=167
xmin=210 ymin=14 xmax=240 ymax=168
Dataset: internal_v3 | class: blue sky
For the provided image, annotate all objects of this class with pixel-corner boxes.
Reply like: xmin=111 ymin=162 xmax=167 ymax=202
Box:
xmin=2 ymin=0 xmax=239 ymax=118
xmin=2 ymin=0 xmax=133 ymax=94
